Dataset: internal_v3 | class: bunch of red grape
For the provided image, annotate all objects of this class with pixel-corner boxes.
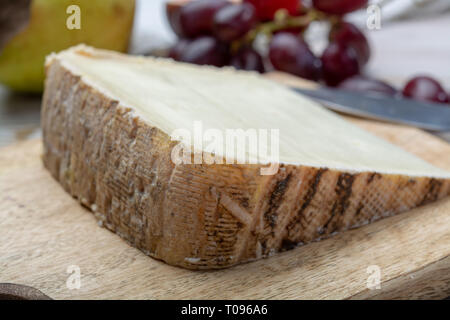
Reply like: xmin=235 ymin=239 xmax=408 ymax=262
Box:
xmin=167 ymin=0 xmax=449 ymax=105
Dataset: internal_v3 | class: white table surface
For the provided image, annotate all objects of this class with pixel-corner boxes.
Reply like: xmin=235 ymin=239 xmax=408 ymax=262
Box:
xmin=1 ymin=1 xmax=449 ymax=147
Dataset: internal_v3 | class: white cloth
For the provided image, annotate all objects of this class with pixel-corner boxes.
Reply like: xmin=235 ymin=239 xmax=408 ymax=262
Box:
xmin=130 ymin=0 xmax=175 ymax=55
xmin=370 ymin=0 xmax=450 ymax=20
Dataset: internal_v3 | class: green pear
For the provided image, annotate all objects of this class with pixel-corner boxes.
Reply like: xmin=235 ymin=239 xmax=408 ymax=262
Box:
xmin=0 ymin=0 xmax=135 ymax=92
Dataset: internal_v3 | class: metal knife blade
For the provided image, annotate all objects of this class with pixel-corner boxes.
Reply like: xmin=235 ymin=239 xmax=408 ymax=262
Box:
xmin=291 ymin=86 xmax=450 ymax=131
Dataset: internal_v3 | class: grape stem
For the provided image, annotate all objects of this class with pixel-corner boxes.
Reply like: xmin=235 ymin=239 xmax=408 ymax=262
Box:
xmin=231 ymin=9 xmax=329 ymax=53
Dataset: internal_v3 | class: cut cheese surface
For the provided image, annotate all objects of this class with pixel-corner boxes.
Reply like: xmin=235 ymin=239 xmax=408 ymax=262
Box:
xmin=49 ymin=46 xmax=449 ymax=178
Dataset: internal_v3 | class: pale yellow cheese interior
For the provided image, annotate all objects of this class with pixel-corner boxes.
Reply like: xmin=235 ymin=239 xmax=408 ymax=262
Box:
xmin=48 ymin=46 xmax=450 ymax=178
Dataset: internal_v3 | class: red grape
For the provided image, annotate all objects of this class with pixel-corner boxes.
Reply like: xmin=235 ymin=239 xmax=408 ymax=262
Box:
xmin=231 ymin=47 xmax=265 ymax=73
xmin=402 ymin=76 xmax=449 ymax=104
xmin=321 ymin=42 xmax=360 ymax=86
xmin=312 ymin=0 xmax=368 ymax=15
xmin=179 ymin=0 xmax=229 ymax=38
xmin=269 ymin=33 xmax=321 ymax=81
xmin=338 ymin=75 xmax=397 ymax=97
xmin=166 ymin=1 xmax=185 ymax=37
xmin=330 ymin=22 xmax=370 ymax=66
xmin=169 ymin=38 xmax=192 ymax=61
xmin=179 ymin=36 xmax=229 ymax=67
xmin=213 ymin=3 xmax=257 ymax=43
xmin=244 ymin=0 xmax=300 ymax=21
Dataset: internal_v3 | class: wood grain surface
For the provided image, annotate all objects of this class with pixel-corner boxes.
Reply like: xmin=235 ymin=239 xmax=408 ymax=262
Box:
xmin=1 ymin=74 xmax=450 ymax=299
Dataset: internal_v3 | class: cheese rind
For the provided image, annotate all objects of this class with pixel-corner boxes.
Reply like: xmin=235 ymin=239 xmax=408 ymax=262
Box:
xmin=42 ymin=46 xmax=450 ymax=269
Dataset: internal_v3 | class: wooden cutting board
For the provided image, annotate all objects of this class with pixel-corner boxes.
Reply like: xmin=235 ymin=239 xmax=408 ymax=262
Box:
xmin=1 ymin=73 xmax=450 ymax=300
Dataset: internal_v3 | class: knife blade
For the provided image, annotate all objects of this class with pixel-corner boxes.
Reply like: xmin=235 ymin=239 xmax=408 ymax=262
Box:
xmin=291 ymin=86 xmax=450 ymax=131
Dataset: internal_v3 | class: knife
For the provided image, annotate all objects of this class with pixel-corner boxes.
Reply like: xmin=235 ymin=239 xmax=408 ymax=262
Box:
xmin=291 ymin=86 xmax=450 ymax=132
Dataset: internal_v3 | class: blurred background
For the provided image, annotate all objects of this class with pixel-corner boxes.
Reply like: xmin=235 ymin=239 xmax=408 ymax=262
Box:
xmin=1 ymin=0 xmax=450 ymax=147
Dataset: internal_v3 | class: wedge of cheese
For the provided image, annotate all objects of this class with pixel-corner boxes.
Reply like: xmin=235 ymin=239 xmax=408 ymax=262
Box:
xmin=42 ymin=45 xmax=450 ymax=269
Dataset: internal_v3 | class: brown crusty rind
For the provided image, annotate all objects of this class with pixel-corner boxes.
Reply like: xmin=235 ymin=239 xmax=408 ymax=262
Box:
xmin=41 ymin=58 xmax=450 ymax=270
